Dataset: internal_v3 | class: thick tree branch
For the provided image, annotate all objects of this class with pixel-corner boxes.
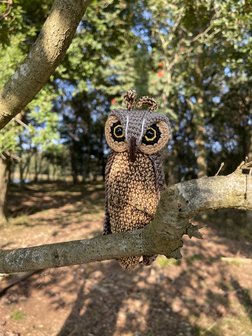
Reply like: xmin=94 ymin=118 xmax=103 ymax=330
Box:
xmin=0 ymin=0 xmax=93 ymax=130
xmin=0 ymin=165 xmax=251 ymax=274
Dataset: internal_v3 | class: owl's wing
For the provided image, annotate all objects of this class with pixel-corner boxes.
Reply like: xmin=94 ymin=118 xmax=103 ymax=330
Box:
xmin=103 ymin=206 xmax=111 ymax=235
xmin=150 ymin=153 xmax=166 ymax=197
xmin=103 ymin=152 xmax=116 ymax=235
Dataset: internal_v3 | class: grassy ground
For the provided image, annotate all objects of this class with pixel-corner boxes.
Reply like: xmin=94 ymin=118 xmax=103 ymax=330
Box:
xmin=0 ymin=182 xmax=251 ymax=336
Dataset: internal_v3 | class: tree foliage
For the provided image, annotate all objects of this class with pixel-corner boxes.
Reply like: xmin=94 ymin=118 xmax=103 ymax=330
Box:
xmin=0 ymin=0 xmax=251 ymax=185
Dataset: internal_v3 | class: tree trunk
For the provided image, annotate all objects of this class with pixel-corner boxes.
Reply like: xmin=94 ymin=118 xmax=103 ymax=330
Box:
xmin=69 ymin=134 xmax=81 ymax=184
xmin=195 ymin=115 xmax=207 ymax=178
xmin=33 ymin=149 xmax=43 ymax=182
xmin=19 ymin=161 xmax=25 ymax=187
xmin=194 ymin=64 xmax=208 ymax=178
xmin=247 ymin=126 xmax=252 ymax=160
xmin=0 ymin=158 xmax=10 ymax=224
xmin=70 ymin=145 xmax=79 ymax=184
xmin=24 ymin=156 xmax=31 ymax=182
xmin=246 ymin=124 xmax=252 ymax=222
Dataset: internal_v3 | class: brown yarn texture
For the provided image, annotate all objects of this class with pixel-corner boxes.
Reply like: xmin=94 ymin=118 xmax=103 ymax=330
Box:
xmin=104 ymin=91 xmax=171 ymax=269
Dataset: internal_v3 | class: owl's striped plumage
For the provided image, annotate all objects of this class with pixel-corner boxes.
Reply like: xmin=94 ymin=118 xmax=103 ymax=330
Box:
xmin=104 ymin=91 xmax=171 ymax=269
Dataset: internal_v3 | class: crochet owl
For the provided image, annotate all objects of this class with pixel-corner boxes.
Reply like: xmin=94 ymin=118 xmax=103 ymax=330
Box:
xmin=104 ymin=90 xmax=171 ymax=269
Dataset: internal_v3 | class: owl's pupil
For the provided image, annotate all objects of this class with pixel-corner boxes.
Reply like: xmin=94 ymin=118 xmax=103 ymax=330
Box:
xmin=146 ymin=129 xmax=154 ymax=138
xmin=115 ymin=127 xmax=123 ymax=136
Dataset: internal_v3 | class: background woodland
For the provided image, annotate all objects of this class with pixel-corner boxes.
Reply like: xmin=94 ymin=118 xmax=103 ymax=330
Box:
xmin=0 ymin=1 xmax=252 ymax=335
xmin=0 ymin=0 xmax=251 ymax=223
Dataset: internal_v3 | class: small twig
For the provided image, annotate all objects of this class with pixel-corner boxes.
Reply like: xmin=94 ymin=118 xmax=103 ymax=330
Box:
xmin=0 ymin=152 xmax=7 ymax=160
xmin=235 ymin=161 xmax=245 ymax=173
xmin=102 ymin=0 xmax=113 ymax=8
xmin=4 ymin=151 xmax=21 ymax=162
xmin=243 ymin=157 xmax=252 ymax=168
xmin=191 ymin=13 xmax=216 ymax=42
xmin=0 ymin=0 xmax=13 ymax=20
xmin=235 ymin=157 xmax=252 ymax=171
xmin=68 ymin=132 xmax=80 ymax=142
xmin=235 ymin=160 xmax=252 ymax=175
xmin=201 ymin=321 xmax=219 ymax=335
xmin=14 ymin=117 xmax=30 ymax=130
xmin=215 ymin=162 xmax=224 ymax=176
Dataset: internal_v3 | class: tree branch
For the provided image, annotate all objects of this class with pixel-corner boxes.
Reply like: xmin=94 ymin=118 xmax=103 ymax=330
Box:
xmin=0 ymin=165 xmax=251 ymax=274
xmin=0 ymin=0 xmax=93 ymax=130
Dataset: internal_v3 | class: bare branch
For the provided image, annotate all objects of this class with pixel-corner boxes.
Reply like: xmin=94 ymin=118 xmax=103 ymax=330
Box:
xmin=0 ymin=0 xmax=13 ymax=20
xmin=0 ymin=0 xmax=93 ymax=130
xmin=0 ymin=168 xmax=251 ymax=274
xmin=0 ymin=152 xmax=7 ymax=160
xmin=14 ymin=117 xmax=30 ymax=130
xmin=2 ymin=151 xmax=20 ymax=162
xmin=215 ymin=162 xmax=224 ymax=176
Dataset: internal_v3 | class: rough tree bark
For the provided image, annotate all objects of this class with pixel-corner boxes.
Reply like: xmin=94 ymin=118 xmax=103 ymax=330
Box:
xmin=0 ymin=0 xmax=93 ymax=130
xmin=0 ymin=163 xmax=251 ymax=274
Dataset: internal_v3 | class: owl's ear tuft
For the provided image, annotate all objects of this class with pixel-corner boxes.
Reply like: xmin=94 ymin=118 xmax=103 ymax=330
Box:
xmin=123 ymin=90 xmax=136 ymax=110
xmin=136 ymin=96 xmax=158 ymax=112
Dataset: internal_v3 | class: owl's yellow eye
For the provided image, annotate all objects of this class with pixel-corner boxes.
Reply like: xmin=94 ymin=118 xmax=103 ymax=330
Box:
xmin=105 ymin=115 xmax=127 ymax=152
xmin=142 ymin=124 xmax=161 ymax=145
xmin=113 ymin=124 xmax=124 ymax=138
xmin=111 ymin=121 xmax=125 ymax=142
xmin=144 ymin=127 xmax=156 ymax=141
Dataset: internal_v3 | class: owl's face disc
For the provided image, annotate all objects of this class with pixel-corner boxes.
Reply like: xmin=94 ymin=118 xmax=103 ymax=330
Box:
xmin=105 ymin=109 xmax=171 ymax=156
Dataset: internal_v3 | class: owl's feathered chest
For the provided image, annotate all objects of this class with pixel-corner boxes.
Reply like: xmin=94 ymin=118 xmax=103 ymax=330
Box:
xmin=106 ymin=152 xmax=158 ymax=216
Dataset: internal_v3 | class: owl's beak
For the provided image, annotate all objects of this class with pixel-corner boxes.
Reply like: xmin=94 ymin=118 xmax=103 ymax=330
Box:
xmin=128 ymin=137 xmax=137 ymax=162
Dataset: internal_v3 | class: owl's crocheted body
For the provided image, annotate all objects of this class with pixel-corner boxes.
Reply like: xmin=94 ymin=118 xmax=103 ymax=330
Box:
xmin=103 ymin=90 xmax=171 ymax=269
xmin=105 ymin=152 xmax=160 ymax=269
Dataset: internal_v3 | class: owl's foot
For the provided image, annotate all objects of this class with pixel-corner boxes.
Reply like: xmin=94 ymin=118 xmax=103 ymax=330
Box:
xmin=119 ymin=256 xmax=140 ymax=270
xmin=119 ymin=255 xmax=156 ymax=270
